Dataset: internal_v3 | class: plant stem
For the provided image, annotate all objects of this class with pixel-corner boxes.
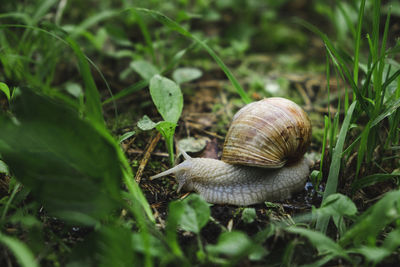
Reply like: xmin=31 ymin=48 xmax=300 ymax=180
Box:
xmin=1 ymin=182 xmax=21 ymax=223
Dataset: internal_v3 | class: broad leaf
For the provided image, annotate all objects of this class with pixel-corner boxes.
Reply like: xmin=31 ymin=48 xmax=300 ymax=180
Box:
xmin=137 ymin=115 xmax=157 ymax=130
xmin=0 ymin=89 xmax=121 ymax=225
xmin=172 ymin=67 xmax=202 ymax=84
xmin=177 ymin=137 xmax=207 ymax=154
xmin=178 ymin=194 xmax=211 ymax=234
xmin=315 ymin=193 xmax=357 ymax=235
xmin=340 ymin=190 xmax=400 ymax=247
xmin=130 ymin=60 xmax=159 ymax=81
xmin=241 ymin=208 xmax=257 ymax=224
xmin=68 ymin=226 xmax=136 ymax=266
xmin=149 ymin=74 xmax=183 ymax=123
xmin=206 ymin=231 xmax=267 ymax=261
xmin=0 ymin=160 xmax=8 ymax=174
xmin=0 ymin=82 xmax=11 ymax=101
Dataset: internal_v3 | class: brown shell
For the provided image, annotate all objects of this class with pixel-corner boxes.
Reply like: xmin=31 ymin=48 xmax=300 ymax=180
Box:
xmin=221 ymin=97 xmax=311 ymax=168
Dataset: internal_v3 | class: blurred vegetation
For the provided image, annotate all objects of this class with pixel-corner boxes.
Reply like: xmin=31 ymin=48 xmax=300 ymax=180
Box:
xmin=1 ymin=0 xmax=400 ymax=266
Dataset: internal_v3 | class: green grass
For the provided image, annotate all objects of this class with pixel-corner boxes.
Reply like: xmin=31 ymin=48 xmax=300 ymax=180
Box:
xmin=1 ymin=0 xmax=400 ymax=266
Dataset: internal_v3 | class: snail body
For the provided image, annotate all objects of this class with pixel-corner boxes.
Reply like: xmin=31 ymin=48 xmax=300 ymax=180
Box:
xmin=151 ymin=97 xmax=312 ymax=206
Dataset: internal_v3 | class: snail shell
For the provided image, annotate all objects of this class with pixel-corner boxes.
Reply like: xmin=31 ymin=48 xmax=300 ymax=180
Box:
xmin=222 ymin=97 xmax=311 ymax=168
xmin=151 ymin=97 xmax=312 ymax=205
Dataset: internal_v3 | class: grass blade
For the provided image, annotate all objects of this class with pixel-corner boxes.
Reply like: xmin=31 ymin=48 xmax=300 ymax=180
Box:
xmin=69 ymin=10 xmax=120 ymax=37
xmin=66 ymin=36 xmax=104 ymax=125
xmin=352 ymin=173 xmax=400 ymax=193
xmin=134 ymin=7 xmax=252 ymax=104
xmin=340 ymin=190 xmax=400 ymax=247
xmin=356 ymin=121 xmax=371 ymax=178
xmin=353 ymin=0 xmax=366 ymax=88
xmin=102 ymin=80 xmax=148 ymax=105
xmin=286 ymin=227 xmax=351 ymax=262
xmin=0 ymin=233 xmax=38 ymax=267
xmin=316 ymin=101 xmax=357 ymax=233
xmin=316 ymin=115 xmax=330 ymax=187
xmin=297 ymin=19 xmax=371 ymax=117
xmin=372 ymin=97 xmax=400 ymax=127
xmin=131 ymin=9 xmax=156 ymax=63
xmin=102 ymin=45 xmax=191 ymax=105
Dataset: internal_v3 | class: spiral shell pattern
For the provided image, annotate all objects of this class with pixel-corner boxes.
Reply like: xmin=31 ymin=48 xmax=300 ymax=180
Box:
xmin=221 ymin=97 xmax=311 ymax=168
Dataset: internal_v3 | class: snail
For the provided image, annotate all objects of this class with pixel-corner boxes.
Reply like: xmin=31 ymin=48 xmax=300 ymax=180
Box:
xmin=151 ymin=97 xmax=313 ymax=206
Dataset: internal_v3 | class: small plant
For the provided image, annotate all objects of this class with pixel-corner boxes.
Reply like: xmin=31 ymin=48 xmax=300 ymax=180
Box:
xmin=138 ymin=74 xmax=183 ymax=165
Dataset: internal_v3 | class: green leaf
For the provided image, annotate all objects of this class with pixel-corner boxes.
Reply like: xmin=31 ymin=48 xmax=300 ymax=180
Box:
xmin=353 ymin=227 xmax=400 ymax=264
xmin=372 ymin=97 xmax=400 ymax=127
xmin=69 ymin=9 xmax=120 ymax=37
xmin=381 ymin=228 xmax=400 ymax=258
xmin=207 ymin=231 xmax=252 ymax=256
xmin=96 ymin=226 xmax=137 ymax=266
xmin=316 ymin=101 xmax=356 ymax=233
xmin=172 ymin=67 xmax=202 ymax=84
xmin=135 ymin=7 xmax=251 ymax=104
xmin=0 ymin=233 xmax=38 ymax=267
xmin=68 ymin=225 xmax=136 ymax=266
xmin=118 ymin=131 xmax=136 ymax=143
xmin=66 ymin=37 xmax=104 ymax=126
xmin=177 ymin=137 xmax=207 ymax=154
xmin=102 ymin=46 xmax=190 ymax=105
xmin=0 ymin=160 xmax=8 ymax=174
xmin=102 ymin=80 xmax=148 ymax=105
xmin=165 ymin=201 xmax=184 ymax=257
xmin=241 ymin=208 xmax=257 ymax=224
xmin=287 ymin=227 xmax=350 ymax=261
xmin=325 ymin=101 xmax=357 ymax=197
xmin=317 ymin=193 xmax=357 ymax=217
xmin=131 ymin=232 xmax=168 ymax=258
xmin=315 ymin=193 xmax=357 ymax=236
xmin=356 ymin=120 xmax=371 ymax=177
xmin=0 ymin=89 xmax=121 ymax=225
xmin=155 ymin=121 xmax=177 ymax=137
xmin=179 ymin=194 xmax=211 ymax=234
xmin=149 ymin=74 xmax=183 ymax=123
xmin=340 ymin=190 xmax=400 ymax=247
xmin=10 ymin=211 xmax=42 ymax=228
xmin=148 ymin=74 xmax=183 ymax=165
xmin=156 ymin=121 xmax=177 ymax=165
xmin=131 ymin=9 xmax=156 ymax=62
xmin=354 ymin=246 xmax=390 ymax=264
xmin=130 ymin=60 xmax=159 ymax=81
xmin=65 ymin=82 xmax=83 ymax=98
xmin=352 ymin=172 xmax=400 ymax=192
xmin=206 ymin=231 xmax=267 ymax=261
xmin=137 ymin=115 xmax=157 ymax=131
xmin=352 ymin=0 xmax=366 ymax=85
xmin=0 ymin=82 xmax=11 ymax=101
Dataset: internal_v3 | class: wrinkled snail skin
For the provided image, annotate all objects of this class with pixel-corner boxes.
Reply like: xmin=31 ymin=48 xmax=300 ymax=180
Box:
xmin=151 ymin=156 xmax=313 ymax=206
xmin=151 ymin=97 xmax=313 ymax=206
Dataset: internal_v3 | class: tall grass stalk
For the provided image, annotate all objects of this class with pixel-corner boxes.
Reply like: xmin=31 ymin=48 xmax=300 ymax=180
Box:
xmin=353 ymin=0 xmax=366 ymax=90
xmin=316 ymin=102 xmax=356 ymax=233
